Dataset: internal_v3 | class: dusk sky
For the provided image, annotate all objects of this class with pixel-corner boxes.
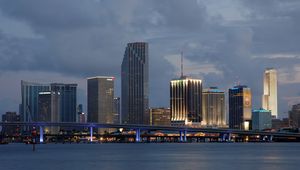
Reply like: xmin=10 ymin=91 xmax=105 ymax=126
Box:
xmin=0 ymin=0 xmax=300 ymax=118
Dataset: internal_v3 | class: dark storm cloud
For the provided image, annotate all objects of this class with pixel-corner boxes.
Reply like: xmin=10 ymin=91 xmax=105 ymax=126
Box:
xmin=0 ymin=0 xmax=299 ymax=115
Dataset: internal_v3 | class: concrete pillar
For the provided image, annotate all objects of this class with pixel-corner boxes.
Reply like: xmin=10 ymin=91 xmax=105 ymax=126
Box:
xmin=184 ymin=130 xmax=187 ymax=142
xmin=269 ymin=135 xmax=273 ymax=142
xmin=39 ymin=126 xmax=44 ymax=143
xmin=179 ymin=131 xmax=183 ymax=142
xmin=90 ymin=127 xmax=93 ymax=142
xmin=135 ymin=129 xmax=141 ymax=142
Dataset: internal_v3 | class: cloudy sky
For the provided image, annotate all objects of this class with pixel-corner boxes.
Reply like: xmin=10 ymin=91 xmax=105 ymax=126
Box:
xmin=0 ymin=0 xmax=300 ymax=118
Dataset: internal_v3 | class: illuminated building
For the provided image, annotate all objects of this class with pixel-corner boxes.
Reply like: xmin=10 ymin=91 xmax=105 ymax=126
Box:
xmin=38 ymin=91 xmax=60 ymax=134
xmin=202 ymin=87 xmax=226 ymax=127
xmin=170 ymin=76 xmax=202 ymax=126
xmin=229 ymin=85 xmax=252 ymax=130
xmin=121 ymin=42 xmax=149 ymax=125
xmin=262 ymin=68 xmax=278 ymax=118
xmin=87 ymin=76 xmax=115 ymax=125
xmin=149 ymin=108 xmax=171 ymax=126
xmin=252 ymin=108 xmax=272 ymax=130
xmin=289 ymin=103 xmax=300 ymax=128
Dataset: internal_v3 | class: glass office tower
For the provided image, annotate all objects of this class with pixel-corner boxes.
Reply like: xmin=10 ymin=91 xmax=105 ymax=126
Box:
xmin=121 ymin=42 xmax=149 ymax=125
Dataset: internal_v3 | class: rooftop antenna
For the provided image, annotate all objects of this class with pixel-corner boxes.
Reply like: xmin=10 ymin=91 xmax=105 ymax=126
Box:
xmin=181 ymin=51 xmax=184 ymax=78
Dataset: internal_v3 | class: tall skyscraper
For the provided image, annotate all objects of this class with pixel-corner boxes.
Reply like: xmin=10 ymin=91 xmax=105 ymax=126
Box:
xmin=262 ymin=68 xmax=278 ymax=118
xmin=38 ymin=91 xmax=60 ymax=134
xmin=229 ymin=85 xmax=252 ymax=130
xmin=50 ymin=83 xmax=77 ymax=122
xmin=202 ymin=87 xmax=226 ymax=127
xmin=121 ymin=42 xmax=149 ymax=125
xmin=170 ymin=77 xmax=202 ymax=126
xmin=21 ymin=81 xmax=50 ymax=123
xmin=87 ymin=76 xmax=114 ymax=124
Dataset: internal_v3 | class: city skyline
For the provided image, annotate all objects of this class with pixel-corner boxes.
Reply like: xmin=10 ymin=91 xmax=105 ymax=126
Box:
xmin=1 ymin=1 xmax=300 ymax=119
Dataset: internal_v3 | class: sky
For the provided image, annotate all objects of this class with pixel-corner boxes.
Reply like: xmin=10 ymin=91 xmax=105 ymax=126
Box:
xmin=0 ymin=0 xmax=300 ymax=118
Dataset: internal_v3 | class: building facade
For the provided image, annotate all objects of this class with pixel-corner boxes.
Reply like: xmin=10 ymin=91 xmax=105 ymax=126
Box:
xmin=50 ymin=83 xmax=77 ymax=122
xmin=121 ymin=42 xmax=149 ymax=125
xmin=38 ymin=91 xmax=60 ymax=134
xmin=113 ymin=97 xmax=121 ymax=124
xmin=289 ymin=103 xmax=300 ymax=128
xmin=229 ymin=85 xmax=252 ymax=130
xmin=202 ymin=87 xmax=226 ymax=127
xmin=1 ymin=112 xmax=20 ymax=136
xmin=170 ymin=77 xmax=202 ymax=126
xmin=149 ymin=108 xmax=171 ymax=126
xmin=252 ymin=108 xmax=272 ymax=131
xmin=21 ymin=80 xmax=50 ymax=123
xmin=262 ymin=68 xmax=278 ymax=118
xmin=87 ymin=76 xmax=114 ymax=124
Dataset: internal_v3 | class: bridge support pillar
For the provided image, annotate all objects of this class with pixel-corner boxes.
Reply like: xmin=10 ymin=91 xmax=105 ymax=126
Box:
xmin=184 ymin=130 xmax=187 ymax=142
xmin=90 ymin=127 xmax=93 ymax=142
xmin=135 ymin=129 xmax=141 ymax=142
xmin=39 ymin=126 xmax=44 ymax=143
xmin=269 ymin=135 xmax=273 ymax=142
xmin=228 ymin=133 xmax=232 ymax=142
xmin=179 ymin=131 xmax=183 ymax=142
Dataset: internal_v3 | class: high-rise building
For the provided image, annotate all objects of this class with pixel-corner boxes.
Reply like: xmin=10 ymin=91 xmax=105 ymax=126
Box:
xmin=170 ymin=76 xmax=202 ymax=126
xmin=113 ymin=97 xmax=121 ymax=124
xmin=149 ymin=108 xmax=171 ymax=126
xmin=252 ymin=108 xmax=272 ymax=131
xmin=121 ymin=42 xmax=149 ymax=125
xmin=21 ymin=81 xmax=77 ymax=130
xmin=21 ymin=80 xmax=50 ymax=123
xmin=262 ymin=68 xmax=278 ymax=118
xmin=50 ymin=83 xmax=77 ymax=122
xmin=289 ymin=103 xmax=300 ymax=128
xmin=229 ymin=85 xmax=252 ymax=130
xmin=38 ymin=91 xmax=60 ymax=134
xmin=202 ymin=87 xmax=226 ymax=127
xmin=77 ymin=104 xmax=86 ymax=123
xmin=1 ymin=112 xmax=20 ymax=136
xmin=87 ymin=76 xmax=114 ymax=124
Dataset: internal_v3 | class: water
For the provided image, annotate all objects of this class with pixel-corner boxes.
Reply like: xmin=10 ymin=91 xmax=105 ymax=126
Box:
xmin=1 ymin=143 xmax=300 ymax=170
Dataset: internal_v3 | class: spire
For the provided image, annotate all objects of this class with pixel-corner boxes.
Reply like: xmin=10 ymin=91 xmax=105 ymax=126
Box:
xmin=181 ymin=51 xmax=184 ymax=78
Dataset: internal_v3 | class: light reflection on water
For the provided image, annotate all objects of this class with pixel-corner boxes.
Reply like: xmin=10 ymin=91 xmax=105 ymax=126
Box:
xmin=1 ymin=143 xmax=300 ymax=170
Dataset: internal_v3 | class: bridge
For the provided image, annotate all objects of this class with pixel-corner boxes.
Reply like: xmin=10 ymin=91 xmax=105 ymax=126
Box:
xmin=1 ymin=122 xmax=300 ymax=143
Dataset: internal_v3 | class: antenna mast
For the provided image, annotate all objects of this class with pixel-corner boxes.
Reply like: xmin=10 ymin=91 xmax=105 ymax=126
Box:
xmin=181 ymin=51 xmax=183 ymax=78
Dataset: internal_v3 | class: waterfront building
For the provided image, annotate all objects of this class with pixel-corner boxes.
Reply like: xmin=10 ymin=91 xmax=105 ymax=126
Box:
xmin=1 ymin=112 xmax=20 ymax=136
xmin=50 ymin=83 xmax=77 ymax=122
xmin=149 ymin=108 xmax=171 ymax=126
xmin=21 ymin=80 xmax=50 ymax=123
xmin=252 ymin=109 xmax=272 ymax=131
xmin=121 ymin=42 xmax=149 ymax=125
xmin=289 ymin=103 xmax=300 ymax=128
xmin=272 ymin=118 xmax=290 ymax=130
xmin=202 ymin=87 xmax=226 ymax=127
xmin=262 ymin=68 xmax=278 ymax=118
xmin=87 ymin=76 xmax=114 ymax=125
xmin=170 ymin=76 xmax=202 ymax=126
xmin=38 ymin=91 xmax=60 ymax=134
xmin=77 ymin=104 xmax=86 ymax=123
xmin=229 ymin=85 xmax=252 ymax=130
xmin=113 ymin=97 xmax=121 ymax=124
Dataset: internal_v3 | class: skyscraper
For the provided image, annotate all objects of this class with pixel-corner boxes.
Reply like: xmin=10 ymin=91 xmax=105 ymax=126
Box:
xmin=87 ymin=76 xmax=114 ymax=124
xmin=121 ymin=42 xmax=149 ymax=125
xmin=21 ymin=81 xmax=50 ymax=123
xmin=170 ymin=77 xmax=202 ymax=126
xmin=38 ymin=91 xmax=60 ymax=134
xmin=262 ymin=68 xmax=278 ymax=118
xmin=51 ymin=83 xmax=77 ymax=122
xmin=202 ymin=87 xmax=226 ymax=127
xmin=229 ymin=85 xmax=252 ymax=130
